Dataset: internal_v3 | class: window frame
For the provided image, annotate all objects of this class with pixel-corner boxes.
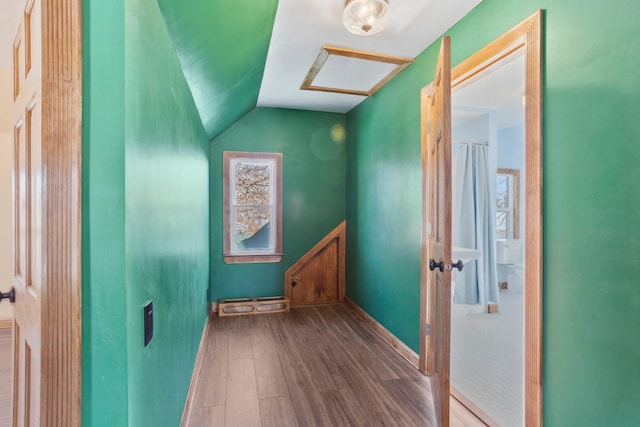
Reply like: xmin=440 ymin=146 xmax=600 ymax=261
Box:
xmin=497 ymin=168 xmax=520 ymax=239
xmin=223 ymin=151 xmax=283 ymax=264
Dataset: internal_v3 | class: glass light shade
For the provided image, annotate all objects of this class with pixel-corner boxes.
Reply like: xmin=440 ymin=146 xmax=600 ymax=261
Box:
xmin=343 ymin=0 xmax=390 ymax=36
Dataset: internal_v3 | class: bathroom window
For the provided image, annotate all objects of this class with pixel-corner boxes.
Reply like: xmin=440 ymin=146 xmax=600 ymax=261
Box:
xmin=496 ymin=168 xmax=520 ymax=239
xmin=223 ymin=151 xmax=282 ymax=264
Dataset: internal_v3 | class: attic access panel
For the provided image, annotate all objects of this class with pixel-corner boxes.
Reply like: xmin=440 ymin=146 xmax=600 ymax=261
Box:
xmin=300 ymin=45 xmax=413 ymax=97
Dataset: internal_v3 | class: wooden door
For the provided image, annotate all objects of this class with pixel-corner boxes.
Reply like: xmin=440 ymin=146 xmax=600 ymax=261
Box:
xmin=419 ymin=36 xmax=452 ymax=427
xmin=10 ymin=1 xmax=42 ymax=424
xmin=4 ymin=0 xmax=82 ymax=424
xmin=290 ymin=238 xmax=339 ymax=305
xmin=285 ymin=221 xmax=346 ymax=306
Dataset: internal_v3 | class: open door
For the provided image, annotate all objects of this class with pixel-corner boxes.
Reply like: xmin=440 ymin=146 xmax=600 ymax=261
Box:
xmin=419 ymin=36 xmax=452 ymax=427
xmin=1 ymin=0 xmax=83 ymax=424
xmin=8 ymin=1 xmax=44 ymax=423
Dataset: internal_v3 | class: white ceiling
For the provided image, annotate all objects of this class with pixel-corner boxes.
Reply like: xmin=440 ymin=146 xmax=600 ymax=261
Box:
xmin=257 ymin=0 xmax=484 ymax=113
xmin=1 ymin=0 xmax=525 ymax=127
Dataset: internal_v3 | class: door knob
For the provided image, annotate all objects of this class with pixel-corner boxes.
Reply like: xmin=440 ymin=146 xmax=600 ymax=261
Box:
xmin=0 ymin=287 xmax=15 ymax=303
xmin=429 ymin=259 xmax=444 ymax=272
xmin=445 ymin=260 xmax=464 ymax=272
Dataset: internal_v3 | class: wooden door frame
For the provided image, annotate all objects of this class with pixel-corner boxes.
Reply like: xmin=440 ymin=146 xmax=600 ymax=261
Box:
xmin=39 ymin=0 xmax=83 ymax=424
xmin=419 ymin=10 xmax=543 ymax=427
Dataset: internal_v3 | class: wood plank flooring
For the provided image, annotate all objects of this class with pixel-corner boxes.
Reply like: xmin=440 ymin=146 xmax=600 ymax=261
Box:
xmin=186 ymin=304 xmax=437 ymax=427
xmin=0 ymin=307 xmax=485 ymax=427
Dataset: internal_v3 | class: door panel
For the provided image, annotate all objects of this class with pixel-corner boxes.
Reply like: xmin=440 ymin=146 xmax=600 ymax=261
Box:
xmin=290 ymin=238 xmax=340 ymax=306
xmin=420 ymin=36 xmax=452 ymax=427
xmin=11 ymin=1 xmax=42 ymax=425
xmin=3 ymin=0 xmax=82 ymax=423
xmin=285 ymin=221 xmax=346 ymax=307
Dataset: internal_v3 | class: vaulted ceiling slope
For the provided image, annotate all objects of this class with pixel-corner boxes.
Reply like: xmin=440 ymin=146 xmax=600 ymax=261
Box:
xmin=156 ymin=0 xmax=279 ymax=140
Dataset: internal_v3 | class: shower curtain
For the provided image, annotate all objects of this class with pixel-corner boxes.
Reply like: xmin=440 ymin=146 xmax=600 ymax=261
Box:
xmin=453 ymin=143 xmax=499 ymax=305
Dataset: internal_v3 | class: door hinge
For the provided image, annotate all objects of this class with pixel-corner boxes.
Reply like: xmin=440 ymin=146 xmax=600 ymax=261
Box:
xmin=425 ymin=323 xmax=431 ymax=336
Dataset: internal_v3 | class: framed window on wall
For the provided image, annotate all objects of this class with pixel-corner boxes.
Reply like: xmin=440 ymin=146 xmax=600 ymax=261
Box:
xmin=496 ymin=168 xmax=520 ymax=239
xmin=223 ymin=151 xmax=282 ymax=264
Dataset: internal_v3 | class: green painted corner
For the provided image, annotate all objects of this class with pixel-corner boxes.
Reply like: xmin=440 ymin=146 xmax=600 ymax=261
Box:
xmin=156 ymin=0 xmax=279 ymax=140
xmin=210 ymin=107 xmax=346 ymax=301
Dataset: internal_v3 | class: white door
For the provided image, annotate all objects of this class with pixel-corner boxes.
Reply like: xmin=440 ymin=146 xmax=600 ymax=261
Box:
xmin=8 ymin=1 xmax=43 ymax=424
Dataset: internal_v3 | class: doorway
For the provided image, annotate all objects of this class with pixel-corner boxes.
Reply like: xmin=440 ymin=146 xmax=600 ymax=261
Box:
xmin=450 ymin=52 xmax=526 ymax=426
xmin=419 ymin=11 xmax=542 ymax=427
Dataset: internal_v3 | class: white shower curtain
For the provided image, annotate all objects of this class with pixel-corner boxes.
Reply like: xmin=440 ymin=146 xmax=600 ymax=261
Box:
xmin=453 ymin=143 xmax=499 ymax=305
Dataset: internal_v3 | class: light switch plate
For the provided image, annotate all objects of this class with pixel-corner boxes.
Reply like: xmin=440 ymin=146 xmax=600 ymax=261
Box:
xmin=144 ymin=301 xmax=153 ymax=346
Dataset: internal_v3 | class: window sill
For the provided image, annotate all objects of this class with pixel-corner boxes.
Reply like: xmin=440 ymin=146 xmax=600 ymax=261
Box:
xmin=223 ymin=253 xmax=283 ymax=264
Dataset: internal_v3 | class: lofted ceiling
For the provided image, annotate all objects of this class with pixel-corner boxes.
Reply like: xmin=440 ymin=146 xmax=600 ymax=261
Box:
xmin=158 ymin=0 xmax=484 ymax=140
xmin=257 ymin=0 xmax=483 ymax=113
xmin=156 ymin=0 xmax=280 ymax=140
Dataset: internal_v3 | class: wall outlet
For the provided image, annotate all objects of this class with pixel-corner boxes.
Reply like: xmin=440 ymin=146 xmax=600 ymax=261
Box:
xmin=144 ymin=301 xmax=153 ymax=346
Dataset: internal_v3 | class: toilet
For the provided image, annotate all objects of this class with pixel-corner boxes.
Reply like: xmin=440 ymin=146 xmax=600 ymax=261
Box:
xmin=496 ymin=239 xmax=524 ymax=295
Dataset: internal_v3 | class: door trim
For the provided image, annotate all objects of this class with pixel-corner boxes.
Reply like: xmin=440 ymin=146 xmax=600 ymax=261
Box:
xmin=450 ymin=10 xmax=543 ymax=426
xmin=40 ymin=1 xmax=83 ymax=424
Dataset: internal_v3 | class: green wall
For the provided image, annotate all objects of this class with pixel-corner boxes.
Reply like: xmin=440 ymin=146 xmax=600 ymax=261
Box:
xmin=82 ymin=0 xmax=211 ymax=425
xmin=82 ymin=0 xmax=128 ymax=424
xmin=346 ymin=0 xmax=640 ymax=425
xmin=345 ymin=71 xmax=424 ymax=350
xmin=210 ymin=107 xmax=346 ymax=301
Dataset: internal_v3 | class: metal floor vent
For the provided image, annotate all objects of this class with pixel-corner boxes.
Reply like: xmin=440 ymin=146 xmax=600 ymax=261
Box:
xmin=218 ymin=296 xmax=290 ymax=317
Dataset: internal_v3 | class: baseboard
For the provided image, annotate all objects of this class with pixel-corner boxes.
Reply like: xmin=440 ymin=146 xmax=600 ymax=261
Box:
xmin=344 ymin=297 xmax=419 ymax=369
xmin=451 ymin=386 xmax=498 ymax=427
xmin=0 ymin=317 xmax=12 ymax=330
xmin=180 ymin=313 xmax=213 ymax=427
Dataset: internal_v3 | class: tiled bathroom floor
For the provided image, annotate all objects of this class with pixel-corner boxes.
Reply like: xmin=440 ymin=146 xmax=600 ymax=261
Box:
xmin=450 ymin=289 xmax=524 ymax=426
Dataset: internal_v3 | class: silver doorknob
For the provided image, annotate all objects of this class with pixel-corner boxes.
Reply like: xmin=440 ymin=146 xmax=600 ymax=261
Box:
xmin=445 ymin=260 xmax=464 ymax=272
xmin=0 ymin=287 xmax=15 ymax=303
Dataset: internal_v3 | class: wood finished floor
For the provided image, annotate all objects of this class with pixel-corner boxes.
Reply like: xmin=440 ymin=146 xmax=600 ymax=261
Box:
xmin=188 ymin=303 xmax=443 ymax=427
xmin=0 ymin=307 xmax=484 ymax=427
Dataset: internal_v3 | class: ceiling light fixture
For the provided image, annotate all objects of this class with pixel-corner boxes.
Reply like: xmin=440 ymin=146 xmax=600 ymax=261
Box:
xmin=343 ymin=0 xmax=390 ymax=36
